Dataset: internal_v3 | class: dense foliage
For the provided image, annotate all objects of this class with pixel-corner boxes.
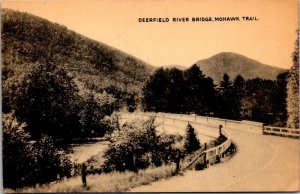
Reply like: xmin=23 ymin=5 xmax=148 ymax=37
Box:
xmin=3 ymin=113 xmax=72 ymax=188
xmin=3 ymin=62 xmax=115 ymax=139
xmin=2 ymin=9 xmax=153 ymax=111
xmin=184 ymin=124 xmax=201 ymax=154
xmin=102 ymin=118 xmax=184 ymax=172
xmin=287 ymin=30 xmax=299 ymax=128
xmin=2 ymin=9 xmax=137 ymax=189
xmin=143 ymin=65 xmax=217 ymax=115
xmin=143 ymin=65 xmax=288 ymax=125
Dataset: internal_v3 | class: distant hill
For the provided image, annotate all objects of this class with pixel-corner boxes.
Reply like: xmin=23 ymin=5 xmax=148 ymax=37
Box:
xmin=195 ymin=52 xmax=287 ymax=84
xmin=2 ymin=9 xmax=155 ymax=108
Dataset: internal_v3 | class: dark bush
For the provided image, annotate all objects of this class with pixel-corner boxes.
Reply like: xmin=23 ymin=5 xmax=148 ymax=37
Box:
xmin=195 ymin=161 xmax=206 ymax=171
xmin=128 ymin=105 xmax=135 ymax=113
xmin=157 ymin=133 xmax=184 ymax=164
xmin=184 ymin=124 xmax=201 ymax=154
xmin=3 ymin=113 xmax=73 ymax=189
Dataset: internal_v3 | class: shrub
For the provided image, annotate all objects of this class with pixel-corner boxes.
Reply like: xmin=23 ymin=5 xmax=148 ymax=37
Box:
xmin=102 ymin=117 xmax=159 ymax=172
xmin=102 ymin=117 xmax=185 ymax=173
xmin=78 ymin=93 xmax=116 ymax=137
xmin=184 ymin=124 xmax=201 ymax=154
xmin=3 ymin=113 xmax=36 ymax=188
xmin=128 ymin=105 xmax=135 ymax=113
xmin=194 ymin=161 xmax=206 ymax=171
xmin=157 ymin=133 xmax=184 ymax=164
xmin=3 ymin=113 xmax=73 ymax=188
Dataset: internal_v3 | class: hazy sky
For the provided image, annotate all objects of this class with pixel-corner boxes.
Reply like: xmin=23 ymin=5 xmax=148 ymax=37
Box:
xmin=2 ymin=0 xmax=298 ymax=69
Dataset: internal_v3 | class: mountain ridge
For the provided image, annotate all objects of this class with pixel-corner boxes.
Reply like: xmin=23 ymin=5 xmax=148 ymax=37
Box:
xmin=195 ymin=52 xmax=287 ymax=84
xmin=2 ymin=8 xmax=155 ymax=109
xmin=2 ymin=8 xmax=287 ymax=105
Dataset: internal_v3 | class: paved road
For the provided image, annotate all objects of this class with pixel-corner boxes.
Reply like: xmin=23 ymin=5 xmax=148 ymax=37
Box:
xmin=69 ymin=141 xmax=109 ymax=163
xmin=130 ymin=127 xmax=299 ymax=192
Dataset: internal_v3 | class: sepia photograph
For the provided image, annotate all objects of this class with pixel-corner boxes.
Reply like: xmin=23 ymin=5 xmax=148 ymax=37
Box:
xmin=1 ymin=0 xmax=299 ymax=192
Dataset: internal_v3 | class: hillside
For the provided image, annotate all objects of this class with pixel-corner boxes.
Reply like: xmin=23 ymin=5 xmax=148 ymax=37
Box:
xmin=195 ymin=52 xmax=287 ymax=84
xmin=2 ymin=9 xmax=154 ymax=109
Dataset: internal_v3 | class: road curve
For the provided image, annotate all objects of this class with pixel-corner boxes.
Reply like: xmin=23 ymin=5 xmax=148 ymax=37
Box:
xmin=130 ymin=127 xmax=299 ymax=192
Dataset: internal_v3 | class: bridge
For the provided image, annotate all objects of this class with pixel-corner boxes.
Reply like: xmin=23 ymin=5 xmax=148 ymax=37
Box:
xmin=120 ymin=112 xmax=299 ymax=192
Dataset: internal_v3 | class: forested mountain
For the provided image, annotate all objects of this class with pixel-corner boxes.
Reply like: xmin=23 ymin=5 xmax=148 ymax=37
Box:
xmin=2 ymin=9 xmax=154 ymax=109
xmin=195 ymin=52 xmax=287 ymax=84
xmin=2 ymin=9 xmax=156 ymax=186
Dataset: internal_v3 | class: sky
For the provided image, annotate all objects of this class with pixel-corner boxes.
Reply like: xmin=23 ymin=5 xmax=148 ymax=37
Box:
xmin=1 ymin=0 xmax=298 ymax=69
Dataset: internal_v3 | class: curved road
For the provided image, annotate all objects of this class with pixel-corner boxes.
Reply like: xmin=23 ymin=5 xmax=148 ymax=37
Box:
xmin=131 ymin=127 xmax=299 ymax=192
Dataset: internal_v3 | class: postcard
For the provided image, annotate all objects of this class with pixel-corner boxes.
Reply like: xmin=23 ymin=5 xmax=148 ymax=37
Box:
xmin=1 ymin=0 xmax=299 ymax=192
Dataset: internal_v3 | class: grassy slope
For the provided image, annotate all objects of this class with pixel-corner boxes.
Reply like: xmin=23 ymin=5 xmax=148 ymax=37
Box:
xmin=6 ymin=165 xmax=176 ymax=192
xmin=195 ymin=52 xmax=287 ymax=84
xmin=2 ymin=9 xmax=155 ymax=107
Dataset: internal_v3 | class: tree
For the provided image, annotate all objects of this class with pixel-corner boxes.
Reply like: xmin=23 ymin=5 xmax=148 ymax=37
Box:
xmin=286 ymin=30 xmax=299 ymax=128
xmin=157 ymin=133 xmax=184 ymax=164
xmin=3 ymin=113 xmax=35 ymax=188
xmin=3 ymin=113 xmax=72 ymax=188
xmin=217 ymin=73 xmax=234 ymax=119
xmin=232 ymin=75 xmax=245 ymax=120
xmin=274 ymin=72 xmax=288 ymax=126
xmin=165 ymin=68 xmax=185 ymax=113
xmin=143 ymin=68 xmax=169 ymax=112
xmin=79 ymin=94 xmax=106 ymax=137
xmin=4 ymin=62 xmax=82 ymax=139
xmin=142 ymin=65 xmax=218 ymax=115
xmin=201 ymin=77 xmax=218 ymax=116
xmin=102 ymin=117 xmax=160 ymax=172
xmin=241 ymin=78 xmax=278 ymax=124
xmin=184 ymin=124 xmax=201 ymax=154
xmin=184 ymin=64 xmax=206 ymax=114
xmin=102 ymin=117 xmax=185 ymax=172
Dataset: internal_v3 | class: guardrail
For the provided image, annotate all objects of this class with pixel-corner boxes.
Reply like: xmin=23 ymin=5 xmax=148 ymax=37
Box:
xmin=119 ymin=112 xmax=233 ymax=168
xmin=119 ymin=112 xmax=264 ymax=134
xmin=183 ymin=130 xmax=232 ymax=170
xmin=204 ymin=129 xmax=231 ymax=161
xmin=263 ymin=126 xmax=300 ymax=139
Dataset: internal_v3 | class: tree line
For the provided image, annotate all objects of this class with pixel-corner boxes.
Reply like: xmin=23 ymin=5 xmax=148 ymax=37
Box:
xmin=143 ymin=64 xmax=288 ymax=126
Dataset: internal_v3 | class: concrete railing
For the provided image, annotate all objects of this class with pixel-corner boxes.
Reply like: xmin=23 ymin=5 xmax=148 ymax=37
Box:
xmin=184 ymin=129 xmax=232 ymax=169
xmin=263 ymin=126 xmax=300 ymax=139
xmin=119 ymin=112 xmax=233 ymax=167
xmin=203 ymin=129 xmax=232 ymax=161
xmin=119 ymin=112 xmax=264 ymax=135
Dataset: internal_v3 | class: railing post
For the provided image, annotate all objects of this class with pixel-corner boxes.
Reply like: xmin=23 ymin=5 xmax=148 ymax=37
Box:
xmin=81 ymin=163 xmax=87 ymax=188
xmin=219 ymin=125 xmax=223 ymax=137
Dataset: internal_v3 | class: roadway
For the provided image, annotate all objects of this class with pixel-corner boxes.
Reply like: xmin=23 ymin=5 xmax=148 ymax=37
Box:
xmin=130 ymin=126 xmax=299 ymax=192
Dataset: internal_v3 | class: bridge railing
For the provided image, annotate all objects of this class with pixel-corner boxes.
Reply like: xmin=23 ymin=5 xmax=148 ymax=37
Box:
xmin=263 ymin=126 xmax=300 ymax=139
xmin=119 ymin=112 xmax=263 ymax=134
